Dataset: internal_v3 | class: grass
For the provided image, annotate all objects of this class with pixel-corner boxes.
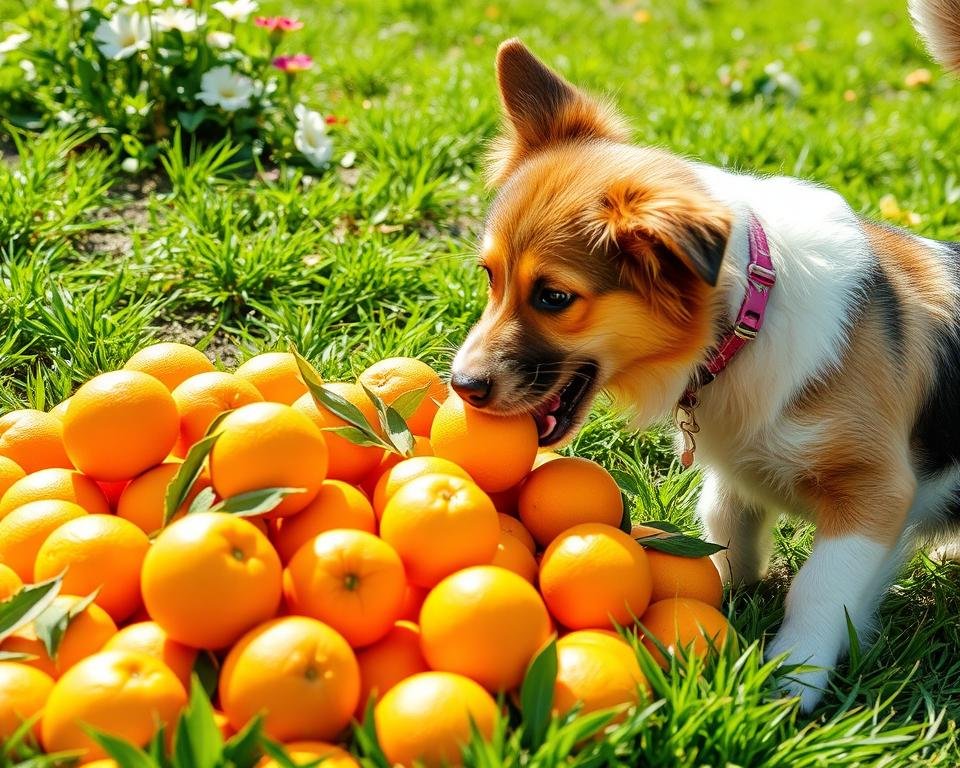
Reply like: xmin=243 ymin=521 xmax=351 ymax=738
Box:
xmin=2 ymin=0 xmax=960 ymax=763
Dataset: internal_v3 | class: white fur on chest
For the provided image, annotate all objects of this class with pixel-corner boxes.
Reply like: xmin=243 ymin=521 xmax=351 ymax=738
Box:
xmin=687 ymin=166 xmax=876 ymax=505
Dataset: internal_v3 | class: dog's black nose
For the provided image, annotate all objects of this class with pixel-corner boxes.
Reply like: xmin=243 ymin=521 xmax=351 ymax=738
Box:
xmin=450 ymin=372 xmax=493 ymax=407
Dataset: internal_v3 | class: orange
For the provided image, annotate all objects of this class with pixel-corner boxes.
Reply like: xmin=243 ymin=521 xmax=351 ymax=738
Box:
xmin=357 ymin=357 xmax=448 ymax=436
xmin=498 ymin=513 xmax=536 ymax=554
xmin=103 ymin=622 xmax=198 ymax=691
xmin=398 ymin=584 xmax=429 ymax=622
xmin=0 ymin=595 xmax=118 ymax=678
xmin=284 ymin=529 xmax=406 ymax=648
xmin=124 ymin=342 xmax=215 ymax=392
xmin=380 ymin=474 xmax=499 ymax=588
xmin=430 ymin=393 xmax=537 ymax=492
xmin=639 ymin=598 xmax=730 ymax=667
xmin=553 ymin=635 xmax=647 ymax=718
xmin=83 ymin=762 xmax=119 ymax=768
xmin=374 ymin=671 xmax=498 ymax=768
xmin=488 ymin=481 xmax=523 ymax=515
xmin=141 ymin=512 xmax=281 ymax=649
xmin=116 ymin=462 xmax=211 ymax=535
xmin=171 ymin=371 xmax=264 ymax=452
xmin=209 ymin=402 xmax=328 ymax=518
xmin=0 ymin=467 xmax=111 ymax=519
xmin=371 ymin=455 xmax=472 ymax=520
xmin=518 ymin=457 xmax=623 ymax=548
xmin=644 ymin=549 xmax=723 ymax=609
xmin=538 ymin=523 xmax=652 ymax=630
xmin=0 ymin=663 xmax=55 ymax=742
xmin=560 ymin=629 xmax=643 ymax=673
xmin=258 ymin=742 xmax=359 ymax=768
xmin=355 ymin=620 xmax=429 ymax=715
xmin=0 ymin=409 xmax=71 ymax=474
xmin=234 ymin=352 xmax=308 ymax=405
xmin=0 ymin=562 xmax=23 ymax=600
xmin=0 ymin=499 xmax=88 ymax=581
xmin=273 ymin=480 xmax=377 ymax=563
xmin=292 ymin=385 xmax=383 ymax=484
xmin=491 ymin=530 xmax=538 ymax=584
xmin=359 ymin=435 xmax=433 ymax=497
xmin=61 ymin=371 xmax=180 ymax=481
xmin=34 ymin=514 xmax=149 ymax=623
xmin=420 ymin=566 xmax=551 ymax=692
xmin=0 ymin=456 xmax=25 ymax=501
xmin=48 ymin=398 xmax=71 ymax=421
xmin=219 ymin=616 xmax=360 ymax=741
xmin=213 ymin=710 xmax=234 ymax=739
xmin=41 ymin=649 xmax=187 ymax=760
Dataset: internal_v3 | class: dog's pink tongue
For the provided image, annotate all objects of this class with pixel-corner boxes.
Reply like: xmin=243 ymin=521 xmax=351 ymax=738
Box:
xmin=539 ymin=414 xmax=557 ymax=439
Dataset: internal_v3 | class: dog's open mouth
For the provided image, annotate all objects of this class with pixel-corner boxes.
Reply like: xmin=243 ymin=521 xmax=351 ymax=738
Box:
xmin=531 ymin=363 xmax=599 ymax=446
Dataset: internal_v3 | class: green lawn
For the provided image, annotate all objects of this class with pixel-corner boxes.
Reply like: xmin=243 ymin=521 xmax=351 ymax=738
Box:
xmin=3 ymin=0 xmax=960 ymax=763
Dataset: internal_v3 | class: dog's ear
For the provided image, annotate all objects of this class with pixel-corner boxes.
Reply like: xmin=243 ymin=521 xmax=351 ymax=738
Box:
xmin=488 ymin=39 xmax=629 ymax=185
xmin=598 ymin=179 xmax=730 ymax=289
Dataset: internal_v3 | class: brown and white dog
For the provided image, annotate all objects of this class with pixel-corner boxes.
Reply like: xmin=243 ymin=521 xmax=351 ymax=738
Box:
xmin=452 ymin=1 xmax=960 ymax=711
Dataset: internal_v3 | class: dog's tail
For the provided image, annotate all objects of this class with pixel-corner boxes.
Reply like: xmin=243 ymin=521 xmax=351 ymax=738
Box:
xmin=910 ymin=0 xmax=960 ymax=72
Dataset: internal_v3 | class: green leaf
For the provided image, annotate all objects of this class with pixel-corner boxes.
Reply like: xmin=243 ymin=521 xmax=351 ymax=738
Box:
xmin=618 ymin=494 xmax=632 ymax=534
xmin=209 ymin=487 xmax=306 ymax=517
xmin=637 ymin=533 xmax=727 ymax=557
xmin=193 ymin=650 xmax=220 ymax=699
xmin=177 ymin=108 xmax=207 ymax=133
xmin=353 ymin=696 xmax=391 ymax=768
xmin=173 ymin=677 xmax=224 ymax=768
xmin=0 ymin=650 xmax=36 ymax=661
xmin=164 ymin=431 xmax=221 ymax=527
xmin=86 ymin=728 xmax=158 ymax=768
xmin=222 ymin=714 xmax=264 ymax=767
xmin=610 ymin=469 xmax=641 ymax=497
xmin=188 ymin=486 xmax=217 ymax=515
xmin=0 ymin=574 xmax=63 ymax=644
xmin=389 ymin=384 xmax=431 ymax=420
xmin=385 ymin=406 xmax=415 ymax=457
xmin=321 ymin=425 xmax=389 ymax=449
xmin=520 ymin=635 xmax=558 ymax=750
xmin=34 ymin=588 xmax=99 ymax=661
xmin=639 ymin=519 xmax=683 ymax=534
xmin=291 ymin=347 xmax=390 ymax=450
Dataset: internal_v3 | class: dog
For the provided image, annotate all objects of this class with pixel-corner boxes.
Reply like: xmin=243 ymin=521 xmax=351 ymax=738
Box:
xmin=451 ymin=0 xmax=960 ymax=711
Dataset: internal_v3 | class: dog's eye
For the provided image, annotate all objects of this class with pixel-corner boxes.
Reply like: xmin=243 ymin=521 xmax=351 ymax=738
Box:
xmin=535 ymin=287 xmax=576 ymax=311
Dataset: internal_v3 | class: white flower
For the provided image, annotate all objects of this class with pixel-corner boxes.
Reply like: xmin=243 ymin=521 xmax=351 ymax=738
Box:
xmin=196 ymin=65 xmax=255 ymax=111
xmin=294 ymin=105 xmax=333 ymax=168
xmin=19 ymin=59 xmax=36 ymax=81
xmin=54 ymin=0 xmax=92 ymax=10
xmin=94 ymin=12 xmax=151 ymax=60
xmin=153 ymin=8 xmax=205 ymax=33
xmin=0 ymin=32 xmax=29 ymax=54
xmin=206 ymin=30 xmax=235 ymax=49
xmin=121 ymin=157 xmax=139 ymax=173
xmin=212 ymin=0 xmax=257 ymax=22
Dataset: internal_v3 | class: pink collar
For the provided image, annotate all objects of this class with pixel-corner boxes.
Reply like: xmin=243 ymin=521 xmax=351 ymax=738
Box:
xmin=675 ymin=213 xmax=776 ymax=468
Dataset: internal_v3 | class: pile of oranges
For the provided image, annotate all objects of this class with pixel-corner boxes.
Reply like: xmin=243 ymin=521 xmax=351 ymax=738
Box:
xmin=0 ymin=342 xmax=730 ymax=767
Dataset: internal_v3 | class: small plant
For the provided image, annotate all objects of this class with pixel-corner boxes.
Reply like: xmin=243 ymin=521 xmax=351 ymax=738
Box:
xmin=0 ymin=0 xmax=342 ymax=172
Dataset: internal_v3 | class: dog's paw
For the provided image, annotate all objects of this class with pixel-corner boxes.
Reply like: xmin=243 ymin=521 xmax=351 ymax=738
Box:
xmin=765 ymin=630 xmax=832 ymax=714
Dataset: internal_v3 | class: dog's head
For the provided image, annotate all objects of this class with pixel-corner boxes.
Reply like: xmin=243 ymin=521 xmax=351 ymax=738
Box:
xmin=452 ymin=40 xmax=733 ymax=445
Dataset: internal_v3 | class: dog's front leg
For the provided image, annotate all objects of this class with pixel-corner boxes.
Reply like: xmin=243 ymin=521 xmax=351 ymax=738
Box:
xmin=697 ymin=470 xmax=776 ymax=585
xmin=764 ymin=478 xmax=912 ymax=713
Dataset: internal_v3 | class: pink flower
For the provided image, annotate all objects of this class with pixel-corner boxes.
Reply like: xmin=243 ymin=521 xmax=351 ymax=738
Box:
xmin=273 ymin=53 xmax=313 ymax=72
xmin=254 ymin=16 xmax=302 ymax=32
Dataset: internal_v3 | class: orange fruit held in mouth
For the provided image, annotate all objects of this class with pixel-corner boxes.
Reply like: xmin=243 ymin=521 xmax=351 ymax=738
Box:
xmin=429 ymin=393 xmax=538 ymax=493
